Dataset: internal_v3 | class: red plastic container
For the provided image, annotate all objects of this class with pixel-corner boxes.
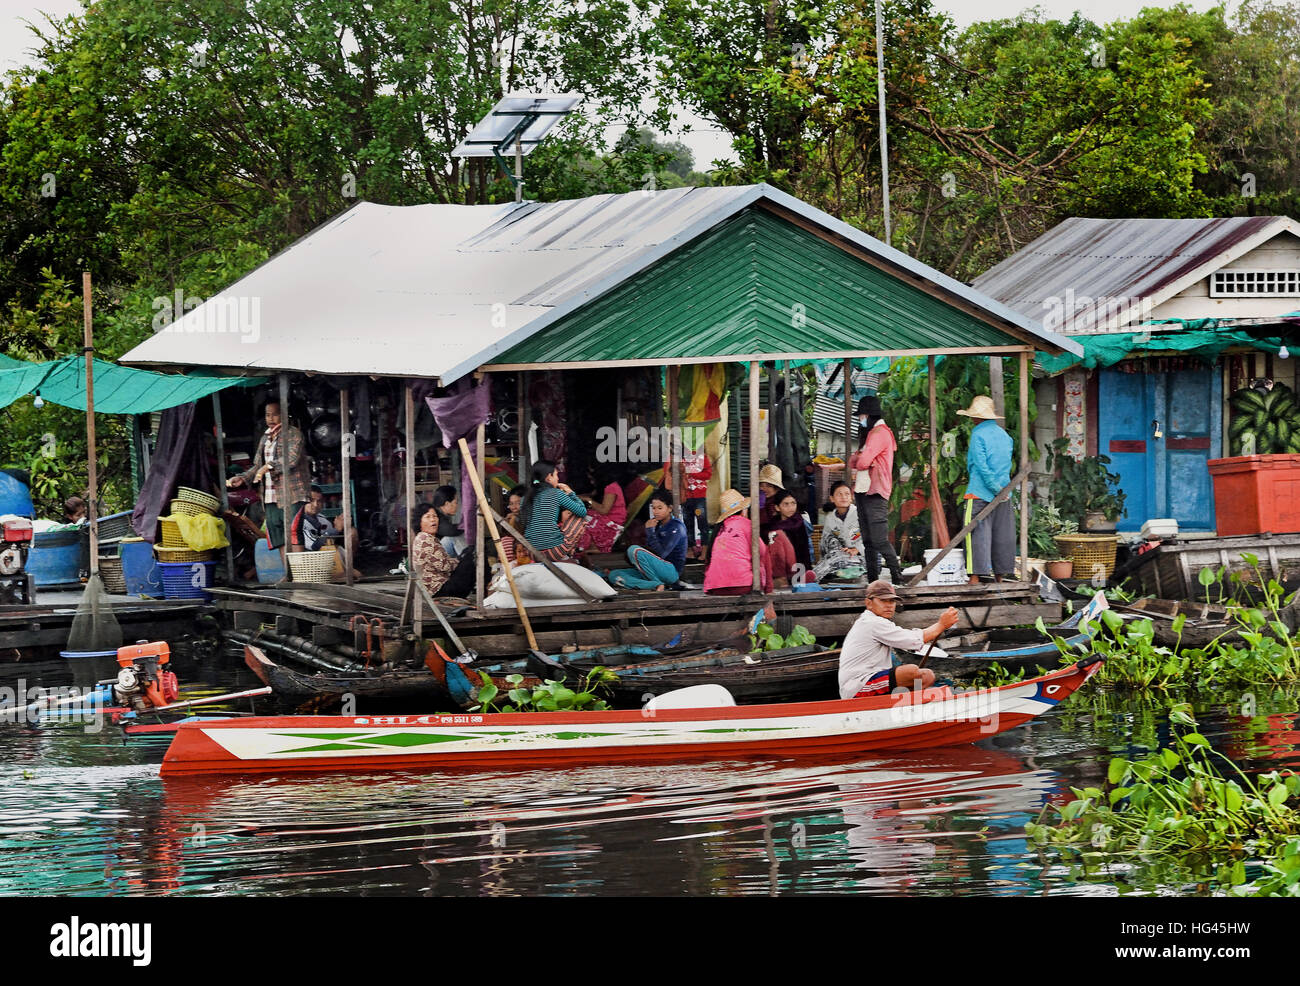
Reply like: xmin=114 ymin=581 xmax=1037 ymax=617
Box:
xmin=1207 ymin=454 xmax=1300 ymax=536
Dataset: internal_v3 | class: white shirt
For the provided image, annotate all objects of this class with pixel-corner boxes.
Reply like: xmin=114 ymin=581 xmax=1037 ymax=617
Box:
xmin=838 ymin=609 xmax=925 ymax=699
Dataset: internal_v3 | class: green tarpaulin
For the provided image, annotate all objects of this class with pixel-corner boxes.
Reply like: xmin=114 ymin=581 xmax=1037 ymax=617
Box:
xmin=0 ymin=353 xmax=255 ymax=413
xmin=1035 ymin=327 xmax=1291 ymax=375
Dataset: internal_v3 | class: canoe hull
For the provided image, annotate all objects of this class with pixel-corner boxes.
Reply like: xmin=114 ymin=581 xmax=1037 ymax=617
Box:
xmin=159 ymin=659 xmax=1101 ymax=775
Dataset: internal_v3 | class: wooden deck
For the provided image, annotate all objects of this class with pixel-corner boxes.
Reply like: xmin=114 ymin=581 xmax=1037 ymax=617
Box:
xmin=208 ymin=579 xmax=1062 ymax=658
xmin=0 ymin=597 xmax=210 ymax=660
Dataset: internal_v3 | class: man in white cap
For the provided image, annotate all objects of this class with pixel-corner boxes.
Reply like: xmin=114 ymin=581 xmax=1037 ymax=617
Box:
xmin=838 ymin=580 xmax=960 ymax=698
xmin=957 ymin=394 xmax=1015 ymax=583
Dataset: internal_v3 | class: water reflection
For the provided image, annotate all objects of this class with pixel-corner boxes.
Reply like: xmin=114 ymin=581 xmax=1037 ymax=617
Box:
xmin=1 ymin=648 xmax=1297 ymax=896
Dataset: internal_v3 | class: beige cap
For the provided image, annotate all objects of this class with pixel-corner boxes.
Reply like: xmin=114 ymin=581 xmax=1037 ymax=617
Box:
xmin=758 ymin=464 xmax=784 ymax=487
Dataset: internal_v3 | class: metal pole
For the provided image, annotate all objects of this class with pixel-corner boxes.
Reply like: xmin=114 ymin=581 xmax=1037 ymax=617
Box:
xmin=749 ymin=361 xmax=761 ymax=592
xmin=340 ymin=383 xmax=354 ymax=586
xmin=405 ymin=382 xmax=421 ymax=636
xmin=82 ymin=272 xmax=99 ymax=576
xmin=211 ymin=393 xmax=236 ymax=582
xmin=475 ymin=418 xmax=486 ymax=608
xmin=278 ymin=372 xmax=290 ymax=576
xmin=1019 ymin=350 xmax=1031 ymax=581
xmin=874 ymin=0 xmax=892 ymax=246
xmin=928 ymin=355 xmax=938 ymax=549
xmin=514 ymin=137 xmax=523 ymax=204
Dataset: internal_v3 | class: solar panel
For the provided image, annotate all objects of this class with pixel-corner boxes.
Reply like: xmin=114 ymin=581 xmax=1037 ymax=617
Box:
xmin=452 ymin=93 xmax=582 ymax=158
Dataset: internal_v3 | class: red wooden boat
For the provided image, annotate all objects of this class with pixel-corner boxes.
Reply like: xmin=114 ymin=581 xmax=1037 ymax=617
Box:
xmin=159 ymin=657 xmax=1101 ymax=775
xmin=159 ymin=657 xmax=1102 ymax=776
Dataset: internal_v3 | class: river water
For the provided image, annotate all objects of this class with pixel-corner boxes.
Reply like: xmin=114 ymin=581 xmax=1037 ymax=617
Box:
xmin=1 ymin=648 xmax=1296 ymax=897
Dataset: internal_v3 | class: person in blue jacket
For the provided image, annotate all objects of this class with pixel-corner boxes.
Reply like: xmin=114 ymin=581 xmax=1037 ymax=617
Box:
xmin=957 ymin=395 xmax=1015 ymax=582
xmin=606 ymin=491 xmax=687 ymax=591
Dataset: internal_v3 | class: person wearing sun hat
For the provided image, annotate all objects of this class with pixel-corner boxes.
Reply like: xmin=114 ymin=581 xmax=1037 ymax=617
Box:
xmin=757 ymin=463 xmax=783 ymax=510
xmin=957 ymin=394 xmax=1015 ymax=583
xmin=703 ymin=488 xmax=772 ymax=595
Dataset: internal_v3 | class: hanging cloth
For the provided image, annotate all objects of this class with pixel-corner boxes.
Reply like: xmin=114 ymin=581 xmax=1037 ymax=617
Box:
xmin=426 ymin=380 xmax=492 ymax=541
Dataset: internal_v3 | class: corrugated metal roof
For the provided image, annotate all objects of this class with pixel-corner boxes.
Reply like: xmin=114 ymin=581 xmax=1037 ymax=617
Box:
xmin=488 ymin=209 xmax=1064 ymax=366
xmin=120 ymin=183 xmax=1080 ymax=382
xmin=973 ymin=216 xmax=1300 ymax=334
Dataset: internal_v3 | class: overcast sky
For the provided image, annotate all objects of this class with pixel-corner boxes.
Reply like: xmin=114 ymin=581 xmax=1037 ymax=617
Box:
xmin=1 ymin=0 xmax=1228 ymax=167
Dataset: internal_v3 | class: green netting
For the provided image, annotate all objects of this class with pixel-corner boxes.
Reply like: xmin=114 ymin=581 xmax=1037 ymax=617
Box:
xmin=1035 ymin=328 xmax=1290 ymax=375
xmin=0 ymin=354 xmax=255 ymax=412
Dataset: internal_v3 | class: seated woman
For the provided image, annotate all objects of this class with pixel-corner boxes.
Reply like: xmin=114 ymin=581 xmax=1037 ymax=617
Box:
xmin=819 ymin=481 xmax=861 ymax=561
xmin=500 ymin=484 xmax=530 ymax=565
xmin=607 ymin=491 xmax=687 ymax=591
xmin=582 ymin=464 xmax=627 ymax=554
xmin=432 ymin=485 xmax=466 ymax=557
xmin=761 ymin=487 xmax=813 ymax=588
xmin=520 ymin=460 xmax=588 ymax=562
xmin=703 ymin=488 xmax=772 ymax=595
xmin=411 ymin=502 xmax=476 ymax=598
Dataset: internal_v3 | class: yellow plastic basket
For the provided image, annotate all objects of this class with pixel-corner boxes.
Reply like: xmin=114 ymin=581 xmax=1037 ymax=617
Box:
xmin=159 ymin=519 xmax=188 ymax=548
xmin=175 ymin=487 xmax=220 ymax=514
xmin=170 ymin=498 xmax=210 ymax=517
xmin=1054 ymin=534 xmax=1119 ymax=581
xmin=154 ymin=545 xmax=217 ymax=564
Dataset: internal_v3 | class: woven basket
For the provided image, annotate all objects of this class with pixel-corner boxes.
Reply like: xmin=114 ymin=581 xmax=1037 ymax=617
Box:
xmin=175 ymin=486 xmax=220 ymax=514
xmin=154 ymin=544 xmax=217 ymax=564
xmin=1054 ymin=534 xmax=1119 ymax=580
xmin=170 ymin=498 xmax=211 ymax=517
xmin=159 ymin=519 xmax=188 ymax=548
xmin=99 ymin=555 xmax=127 ymax=594
xmin=287 ymin=550 xmax=335 ymax=583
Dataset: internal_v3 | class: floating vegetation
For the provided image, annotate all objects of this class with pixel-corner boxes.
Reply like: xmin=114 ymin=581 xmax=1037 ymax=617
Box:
xmin=1025 ymin=703 xmax=1300 ymax=895
xmin=472 ymin=667 xmax=619 ymax=713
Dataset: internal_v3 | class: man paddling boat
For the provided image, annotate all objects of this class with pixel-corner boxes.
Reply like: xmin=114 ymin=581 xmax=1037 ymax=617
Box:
xmin=839 ymin=580 xmax=960 ymax=698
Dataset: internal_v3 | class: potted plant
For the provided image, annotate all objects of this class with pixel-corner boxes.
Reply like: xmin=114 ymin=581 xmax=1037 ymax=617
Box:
xmin=1046 ymin=438 xmax=1127 ymax=531
xmin=1209 ymin=381 xmax=1300 ymax=536
xmin=1029 ymin=498 xmax=1077 ymax=579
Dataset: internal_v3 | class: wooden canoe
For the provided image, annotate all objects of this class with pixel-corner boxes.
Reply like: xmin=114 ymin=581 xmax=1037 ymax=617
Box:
xmin=244 ymin=644 xmax=454 ymax=706
xmin=158 ymin=656 xmax=1104 ymax=775
xmin=1113 ymin=532 xmax=1300 ymax=601
xmin=1110 ymin=597 xmax=1242 ymax=649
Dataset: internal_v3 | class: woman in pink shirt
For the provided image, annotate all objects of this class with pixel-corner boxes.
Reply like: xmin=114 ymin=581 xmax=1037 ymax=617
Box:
xmin=849 ymin=395 xmax=904 ymax=584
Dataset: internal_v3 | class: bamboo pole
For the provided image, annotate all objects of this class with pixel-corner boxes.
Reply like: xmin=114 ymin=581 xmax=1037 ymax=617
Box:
xmin=1019 ymin=350 xmax=1030 ymax=581
xmin=211 ymin=393 xmax=236 ymax=581
xmin=340 ymin=383 xmax=354 ymax=586
xmin=842 ymin=357 xmax=853 ymax=464
xmin=989 ymin=355 xmax=1005 ymax=418
xmin=278 ymin=372 xmax=290 ymax=575
xmin=459 ymin=437 xmax=538 ymax=650
xmin=82 ymin=272 xmax=99 ymax=575
xmin=928 ymin=355 xmax=938 ymax=549
xmin=668 ymin=365 xmax=682 ymax=516
xmin=475 ymin=418 xmax=486 ymax=608
xmin=404 ymin=382 xmax=421 ymax=636
xmin=749 ymin=361 xmax=761 ymax=592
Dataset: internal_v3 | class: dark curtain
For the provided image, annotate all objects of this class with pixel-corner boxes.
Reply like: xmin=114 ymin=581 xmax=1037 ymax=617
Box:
xmin=426 ymin=379 xmax=492 ymax=540
xmin=131 ymin=402 xmax=213 ymax=542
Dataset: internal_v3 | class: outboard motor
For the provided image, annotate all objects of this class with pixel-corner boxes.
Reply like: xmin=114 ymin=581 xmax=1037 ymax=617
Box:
xmin=112 ymin=641 xmax=180 ymax=711
xmin=0 ymin=519 xmax=34 ymax=605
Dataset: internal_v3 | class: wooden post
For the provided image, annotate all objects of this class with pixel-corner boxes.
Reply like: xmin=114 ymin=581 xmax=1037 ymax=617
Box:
xmin=928 ymin=355 xmax=938 ymax=549
xmin=278 ymin=372 xmax=290 ymax=575
xmin=475 ymin=418 xmax=486 ymax=608
xmin=212 ymin=393 xmax=236 ymax=582
xmin=749 ymin=361 xmax=761 ymax=592
xmin=340 ymin=383 xmax=354 ymax=586
xmin=668 ymin=365 xmax=682 ymax=516
xmin=82 ymin=272 xmax=99 ymax=575
xmin=842 ymin=358 xmax=853 ymax=462
xmin=989 ymin=355 xmax=1005 ymax=418
xmin=517 ymin=370 xmax=528 ymax=478
xmin=1019 ymin=350 xmax=1031 ymax=581
xmin=404 ymin=382 xmax=421 ymax=636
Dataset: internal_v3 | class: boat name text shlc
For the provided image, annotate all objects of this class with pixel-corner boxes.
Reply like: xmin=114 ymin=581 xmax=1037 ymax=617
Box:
xmin=353 ymin=715 xmax=484 ymax=725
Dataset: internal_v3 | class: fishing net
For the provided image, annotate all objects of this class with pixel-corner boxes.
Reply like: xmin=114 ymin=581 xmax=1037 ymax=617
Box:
xmin=65 ymin=572 xmax=123 ymax=654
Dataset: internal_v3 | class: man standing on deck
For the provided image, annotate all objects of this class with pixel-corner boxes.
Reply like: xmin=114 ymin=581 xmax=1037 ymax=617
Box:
xmin=227 ymin=399 xmax=310 ymax=550
xmin=839 ymin=581 xmax=959 ymax=699
xmin=957 ymin=394 xmax=1015 ymax=584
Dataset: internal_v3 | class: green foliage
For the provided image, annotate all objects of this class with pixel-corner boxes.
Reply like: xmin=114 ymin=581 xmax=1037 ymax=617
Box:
xmin=749 ymin=621 xmax=816 ymax=653
xmin=1025 ymin=703 xmax=1300 ymax=895
xmin=875 ymin=356 xmax=1034 ymax=533
xmin=1028 ymin=501 xmax=1078 ymax=559
xmin=471 ymin=667 xmax=618 ymax=713
xmin=1046 ymin=437 xmax=1126 ymax=522
xmin=1228 ymin=382 xmax=1300 ymax=456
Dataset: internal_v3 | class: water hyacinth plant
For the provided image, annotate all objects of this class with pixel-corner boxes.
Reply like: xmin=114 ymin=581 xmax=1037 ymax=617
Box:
xmin=1026 ymin=704 xmax=1300 ymax=894
xmin=472 ymin=667 xmax=619 ymax=713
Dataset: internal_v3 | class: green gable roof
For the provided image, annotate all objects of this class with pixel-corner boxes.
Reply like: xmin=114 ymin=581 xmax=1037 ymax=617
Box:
xmin=489 ymin=206 xmax=1033 ymax=368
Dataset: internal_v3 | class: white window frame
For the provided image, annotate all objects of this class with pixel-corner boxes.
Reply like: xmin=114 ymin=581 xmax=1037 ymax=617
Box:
xmin=1210 ymin=269 xmax=1300 ymax=297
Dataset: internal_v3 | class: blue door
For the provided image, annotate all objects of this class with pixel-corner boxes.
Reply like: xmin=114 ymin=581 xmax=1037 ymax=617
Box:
xmin=1097 ymin=368 xmax=1220 ymax=531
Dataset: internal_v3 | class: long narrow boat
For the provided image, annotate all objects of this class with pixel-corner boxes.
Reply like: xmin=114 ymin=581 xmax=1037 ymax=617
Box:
xmin=243 ymin=644 xmax=454 ymax=706
xmin=158 ymin=656 xmax=1102 ymax=775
